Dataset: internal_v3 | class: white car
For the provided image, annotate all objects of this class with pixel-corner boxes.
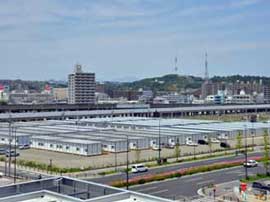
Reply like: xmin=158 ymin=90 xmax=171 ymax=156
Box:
xmin=152 ymin=145 xmax=160 ymax=150
xmin=210 ymin=138 xmax=220 ymax=143
xmin=131 ymin=164 xmax=148 ymax=173
xmin=243 ymin=160 xmax=258 ymax=167
xmin=186 ymin=141 xmax=198 ymax=146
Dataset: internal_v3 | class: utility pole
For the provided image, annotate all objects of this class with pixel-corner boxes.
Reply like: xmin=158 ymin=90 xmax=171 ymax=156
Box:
xmin=158 ymin=118 xmax=161 ymax=164
xmin=126 ymin=135 xmax=129 ymax=190
xmin=114 ymin=142 xmax=117 ymax=172
xmin=13 ymin=127 xmax=17 ymax=183
xmin=8 ymin=119 xmax=12 ymax=177
xmin=244 ymin=124 xmax=248 ymax=180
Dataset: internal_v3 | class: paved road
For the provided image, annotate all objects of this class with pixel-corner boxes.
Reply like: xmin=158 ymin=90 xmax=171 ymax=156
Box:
xmin=0 ymin=165 xmax=51 ymax=180
xmin=89 ymin=151 xmax=263 ymax=184
xmin=131 ymin=165 xmax=265 ymax=200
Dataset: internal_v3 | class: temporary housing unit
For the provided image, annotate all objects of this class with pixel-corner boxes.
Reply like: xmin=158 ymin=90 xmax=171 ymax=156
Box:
xmin=0 ymin=132 xmax=31 ymax=147
xmin=31 ymin=135 xmax=102 ymax=156
xmin=48 ymin=132 xmax=128 ymax=153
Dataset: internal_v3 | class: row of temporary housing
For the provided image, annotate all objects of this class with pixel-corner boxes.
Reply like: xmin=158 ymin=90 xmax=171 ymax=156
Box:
xmin=0 ymin=118 xmax=270 ymax=156
xmin=0 ymin=131 xmax=102 ymax=156
xmin=76 ymin=117 xmax=270 ymax=139
xmin=0 ymin=123 xmax=220 ymax=155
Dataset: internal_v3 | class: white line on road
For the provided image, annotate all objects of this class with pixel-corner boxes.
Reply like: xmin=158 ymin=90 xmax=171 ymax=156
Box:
xmin=150 ymin=189 xmax=169 ymax=195
xmin=136 ymin=186 xmax=158 ymax=192
xmin=185 ymin=177 xmax=203 ymax=182
xmin=197 ymin=180 xmax=214 ymax=187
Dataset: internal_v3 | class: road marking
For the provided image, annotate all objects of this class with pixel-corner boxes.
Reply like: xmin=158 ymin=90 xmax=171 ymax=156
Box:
xmin=136 ymin=186 xmax=158 ymax=192
xmin=231 ymin=170 xmax=242 ymax=174
xmin=197 ymin=180 xmax=214 ymax=187
xmin=185 ymin=177 xmax=203 ymax=182
xmin=150 ymin=189 xmax=169 ymax=195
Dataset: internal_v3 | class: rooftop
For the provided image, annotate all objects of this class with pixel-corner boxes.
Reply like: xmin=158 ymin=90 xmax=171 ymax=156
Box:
xmin=0 ymin=177 xmax=173 ymax=202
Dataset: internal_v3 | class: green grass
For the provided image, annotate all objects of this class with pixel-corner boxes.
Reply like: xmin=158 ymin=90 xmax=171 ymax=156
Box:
xmin=241 ymin=173 xmax=270 ymax=183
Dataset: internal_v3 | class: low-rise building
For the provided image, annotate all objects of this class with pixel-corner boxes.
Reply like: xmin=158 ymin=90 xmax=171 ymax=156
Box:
xmin=31 ymin=135 xmax=102 ymax=156
xmin=53 ymin=88 xmax=68 ymax=102
xmin=0 ymin=177 xmax=174 ymax=202
xmin=9 ymin=91 xmax=54 ymax=104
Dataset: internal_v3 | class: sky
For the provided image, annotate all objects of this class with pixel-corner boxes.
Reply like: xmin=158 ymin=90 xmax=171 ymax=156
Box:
xmin=0 ymin=0 xmax=270 ymax=81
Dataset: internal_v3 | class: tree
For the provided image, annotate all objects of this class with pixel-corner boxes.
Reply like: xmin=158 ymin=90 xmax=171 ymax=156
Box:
xmin=174 ymin=143 xmax=181 ymax=161
xmin=263 ymin=129 xmax=270 ymax=175
xmin=236 ymin=131 xmax=243 ymax=153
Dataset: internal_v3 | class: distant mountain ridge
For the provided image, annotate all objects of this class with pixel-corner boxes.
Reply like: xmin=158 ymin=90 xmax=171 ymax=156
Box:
xmin=103 ymin=74 xmax=270 ymax=93
xmin=1 ymin=74 xmax=270 ymax=93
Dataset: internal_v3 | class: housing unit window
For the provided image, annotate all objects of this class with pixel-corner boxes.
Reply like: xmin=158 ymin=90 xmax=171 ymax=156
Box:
xmin=76 ymin=147 xmax=80 ymax=151
xmin=1 ymin=138 xmax=4 ymax=141
xmin=66 ymin=146 xmax=69 ymax=150
xmin=50 ymin=144 xmax=53 ymax=148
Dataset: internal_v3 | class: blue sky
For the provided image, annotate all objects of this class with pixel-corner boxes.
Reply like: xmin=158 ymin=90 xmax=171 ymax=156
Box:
xmin=0 ymin=0 xmax=269 ymax=81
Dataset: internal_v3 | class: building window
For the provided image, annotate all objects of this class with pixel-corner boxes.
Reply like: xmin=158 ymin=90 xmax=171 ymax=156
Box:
xmin=66 ymin=146 xmax=69 ymax=150
xmin=50 ymin=144 xmax=53 ymax=148
xmin=76 ymin=147 xmax=80 ymax=151
xmin=1 ymin=138 xmax=4 ymax=141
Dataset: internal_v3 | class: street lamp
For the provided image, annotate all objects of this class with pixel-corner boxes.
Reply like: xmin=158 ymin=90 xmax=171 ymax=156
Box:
xmin=158 ymin=118 xmax=161 ymax=164
xmin=244 ymin=124 xmax=248 ymax=180
xmin=8 ymin=120 xmax=12 ymax=177
xmin=13 ymin=126 xmax=17 ymax=183
xmin=251 ymin=122 xmax=256 ymax=151
xmin=126 ymin=135 xmax=129 ymax=190
xmin=114 ymin=142 xmax=117 ymax=172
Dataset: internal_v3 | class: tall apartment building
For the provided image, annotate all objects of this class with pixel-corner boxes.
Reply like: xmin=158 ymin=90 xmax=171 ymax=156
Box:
xmin=68 ymin=64 xmax=96 ymax=104
xmin=264 ymin=86 xmax=270 ymax=103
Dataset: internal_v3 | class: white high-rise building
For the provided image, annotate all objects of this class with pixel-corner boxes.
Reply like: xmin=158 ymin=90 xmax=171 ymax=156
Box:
xmin=68 ymin=64 xmax=96 ymax=104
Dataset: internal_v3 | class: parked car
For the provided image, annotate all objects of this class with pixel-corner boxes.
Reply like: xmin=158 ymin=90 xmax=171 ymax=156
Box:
xmin=252 ymin=182 xmax=270 ymax=192
xmin=252 ymin=182 xmax=263 ymax=189
xmin=6 ymin=150 xmax=20 ymax=157
xmin=186 ymin=141 xmax=198 ymax=146
xmin=243 ymin=160 xmax=258 ymax=167
xmin=19 ymin=145 xmax=30 ymax=150
xmin=198 ymin=140 xmax=208 ymax=145
xmin=131 ymin=164 xmax=148 ymax=173
xmin=0 ymin=148 xmax=6 ymax=155
xmin=165 ymin=144 xmax=175 ymax=149
xmin=220 ymin=142 xmax=230 ymax=148
xmin=210 ymin=138 xmax=220 ymax=143
xmin=152 ymin=145 xmax=160 ymax=150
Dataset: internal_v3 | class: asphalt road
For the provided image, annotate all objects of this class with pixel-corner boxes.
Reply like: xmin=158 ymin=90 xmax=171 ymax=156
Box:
xmin=0 ymin=165 xmax=51 ymax=180
xmin=89 ymin=151 xmax=263 ymax=184
xmin=131 ymin=165 xmax=265 ymax=200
